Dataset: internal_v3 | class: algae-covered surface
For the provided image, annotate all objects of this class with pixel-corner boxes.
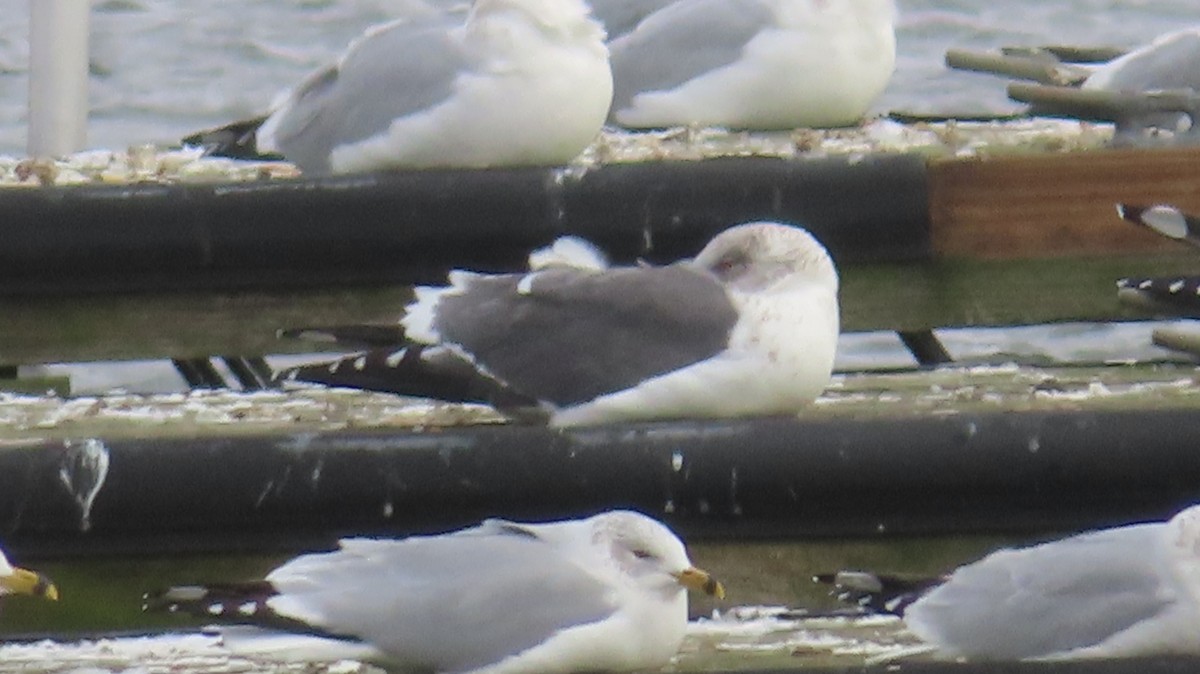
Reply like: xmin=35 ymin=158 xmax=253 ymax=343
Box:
xmin=0 ymin=361 xmax=1196 ymax=443
xmin=0 ymin=119 xmax=1109 ymax=188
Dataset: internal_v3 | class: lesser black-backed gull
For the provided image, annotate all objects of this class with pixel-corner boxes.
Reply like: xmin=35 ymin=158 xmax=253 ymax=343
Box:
xmin=280 ymin=221 xmax=840 ymax=427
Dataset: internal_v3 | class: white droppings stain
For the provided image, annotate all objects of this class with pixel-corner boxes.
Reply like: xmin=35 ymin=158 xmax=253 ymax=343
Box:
xmin=664 ymin=499 xmax=675 ymax=514
xmin=698 ymin=499 xmax=710 ymax=514
xmin=254 ymin=480 xmax=276 ymax=509
xmin=729 ymin=466 xmax=742 ymax=516
xmin=672 ymin=451 xmax=684 ymax=472
xmin=207 ymin=603 xmax=224 ymax=615
xmin=57 ymin=438 xmax=111 ymax=533
xmin=1028 ymin=436 xmax=1040 ymax=453
xmin=382 ymin=500 xmax=394 ymax=518
xmin=1139 ymin=280 xmax=1153 ymax=290
xmin=1170 ymin=280 xmax=1185 ymax=293
xmin=385 ymin=349 xmax=406 ymax=367
xmin=237 ymin=602 xmax=257 ymax=616
xmin=963 ymin=422 xmax=978 ymax=439
xmin=352 ymin=356 xmax=367 ymax=371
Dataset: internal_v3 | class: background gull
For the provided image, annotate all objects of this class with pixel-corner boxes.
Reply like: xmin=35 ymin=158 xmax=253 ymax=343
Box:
xmin=0 ymin=546 xmax=59 ymax=602
xmin=146 ymin=511 xmax=724 ymax=671
xmin=1082 ymin=26 xmax=1200 ymax=96
xmin=606 ymin=0 xmax=896 ymax=130
xmin=821 ymin=503 xmax=1200 ymax=660
xmin=278 ymin=221 xmax=840 ymax=427
xmin=188 ymin=0 xmax=612 ymax=174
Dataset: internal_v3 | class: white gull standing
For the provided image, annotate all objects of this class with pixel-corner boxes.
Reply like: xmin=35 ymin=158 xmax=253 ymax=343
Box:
xmin=822 ymin=503 xmax=1200 ymax=660
xmin=280 ymin=222 xmax=840 ymax=427
xmin=606 ymin=0 xmax=897 ymax=129
xmin=146 ymin=511 xmax=724 ymax=671
xmin=192 ymin=0 xmax=612 ymax=174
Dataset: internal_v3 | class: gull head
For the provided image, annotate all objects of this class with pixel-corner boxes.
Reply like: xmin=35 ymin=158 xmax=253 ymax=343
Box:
xmin=694 ymin=222 xmax=839 ymax=295
xmin=592 ymin=511 xmax=724 ymax=600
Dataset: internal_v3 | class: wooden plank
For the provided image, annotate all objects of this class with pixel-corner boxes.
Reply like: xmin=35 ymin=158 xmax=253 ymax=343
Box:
xmin=928 ymin=146 xmax=1200 ymax=259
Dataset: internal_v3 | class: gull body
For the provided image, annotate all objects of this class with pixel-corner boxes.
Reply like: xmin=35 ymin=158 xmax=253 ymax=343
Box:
xmin=826 ymin=504 xmax=1200 ymax=660
xmin=199 ymin=0 xmax=612 ymax=174
xmin=147 ymin=511 xmax=723 ymax=673
xmin=607 ymin=0 xmax=896 ymax=129
xmin=280 ymin=222 xmax=840 ymax=427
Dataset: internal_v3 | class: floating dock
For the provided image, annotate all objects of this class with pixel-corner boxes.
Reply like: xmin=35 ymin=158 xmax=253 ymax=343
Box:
xmin=3 ymin=122 xmax=1200 ymax=671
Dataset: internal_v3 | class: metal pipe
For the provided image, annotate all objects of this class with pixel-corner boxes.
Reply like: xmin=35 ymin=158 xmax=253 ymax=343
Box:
xmin=27 ymin=0 xmax=90 ymax=157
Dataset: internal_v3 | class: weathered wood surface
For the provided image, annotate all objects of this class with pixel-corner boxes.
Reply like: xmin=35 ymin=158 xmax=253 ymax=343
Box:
xmin=927 ymin=146 xmax=1200 ymax=259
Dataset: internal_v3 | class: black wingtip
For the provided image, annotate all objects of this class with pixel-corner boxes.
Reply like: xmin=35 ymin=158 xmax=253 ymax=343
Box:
xmin=182 ymin=115 xmax=281 ymax=161
xmin=814 ymin=570 xmax=944 ymax=616
xmin=1115 ymin=203 xmax=1139 ymax=222
xmin=143 ymin=581 xmax=281 ymax=620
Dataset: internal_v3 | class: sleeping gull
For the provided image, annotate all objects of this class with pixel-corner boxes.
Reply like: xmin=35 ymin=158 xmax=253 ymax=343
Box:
xmin=0 ymin=546 xmax=59 ymax=602
xmin=1083 ymin=27 xmax=1200 ymax=96
xmin=278 ymin=221 xmax=840 ymax=427
xmin=188 ymin=0 xmax=612 ymax=174
xmin=606 ymin=0 xmax=896 ymax=129
xmin=820 ymin=504 xmax=1200 ymax=660
xmin=145 ymin=511 xmax=724 ymax=671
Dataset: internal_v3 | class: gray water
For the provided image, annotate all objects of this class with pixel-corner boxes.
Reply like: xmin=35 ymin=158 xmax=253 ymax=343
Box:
xmin=0 ymin=0 xmax=1195 ymax=155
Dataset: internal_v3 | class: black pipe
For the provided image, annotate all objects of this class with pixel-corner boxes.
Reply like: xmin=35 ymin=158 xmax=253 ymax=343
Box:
xmin=3 ymin=408 xmax=1199 ymax=558
xmin=0 ymin=155 xmax=929 ymax=295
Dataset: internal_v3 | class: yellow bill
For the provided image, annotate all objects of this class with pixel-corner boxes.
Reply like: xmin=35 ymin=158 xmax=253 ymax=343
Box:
xmin=1 ymin=567 xmax=60 ymax=601
xmin=674 ymin=566 xmax=725 ymax=600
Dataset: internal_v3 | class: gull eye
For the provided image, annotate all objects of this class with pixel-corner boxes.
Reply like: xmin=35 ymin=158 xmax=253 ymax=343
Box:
xmin=711 ymin=253 xmax=747 ymax=277
xmin=631 ymin=549 xmax=654 ymax=560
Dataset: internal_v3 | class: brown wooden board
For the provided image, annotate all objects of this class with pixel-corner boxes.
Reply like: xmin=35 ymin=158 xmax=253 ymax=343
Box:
xmin=928 ymin=146 xmax=1200 ymax=259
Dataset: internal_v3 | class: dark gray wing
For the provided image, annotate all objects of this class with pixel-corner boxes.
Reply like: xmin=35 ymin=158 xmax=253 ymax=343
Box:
xmin=906 ymin=524 xmax=1174 ymax=659
xmin=608 ymin=0 xmax=775 ymax=123
xmin=1087 ymin=30 xmax=1200 ymax=93
xmin=433 ymin=264 xmax=738 ymax=406
xmin=265 ymin=17 xmax=468 ymax=173
xmin=268 ymin=528 xmax=615 ymax=672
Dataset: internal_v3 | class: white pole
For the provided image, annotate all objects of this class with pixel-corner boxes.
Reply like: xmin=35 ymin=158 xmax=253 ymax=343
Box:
xmin=27 ymin=0 xmax=91 ymax=158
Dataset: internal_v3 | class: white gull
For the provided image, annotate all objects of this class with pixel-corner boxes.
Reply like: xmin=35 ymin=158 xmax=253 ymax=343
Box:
xmin=146 ymin=511 xmax=724 ymax=672
xmin=222 ymin=0 xmax=612 ymax=174
xmin=606 ymin=0 xmax=896 ymax=130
